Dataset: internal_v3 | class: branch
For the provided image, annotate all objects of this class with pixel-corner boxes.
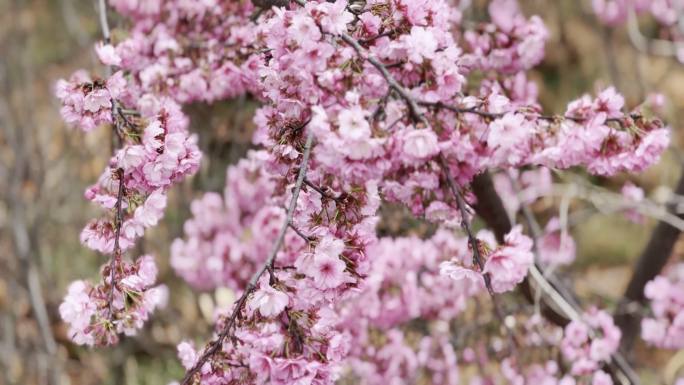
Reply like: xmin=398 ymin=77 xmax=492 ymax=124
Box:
xmin=614 ymin=169 xmax=684 ymax=352
xmin=288 ymin=223 xmax=314 ymax=242
xmin=107 ymin=168 xmax=125 ymax=319
xmin=438 ymin=160 xmax=519 ymax=350
xmin=473 ymin=172 xmax=640 ymax=385
xmin=471 ymin=173 xmax=512 ymax=243
xmin=303 ymin=178 xmax=341 ymax=201
xmin=419 ymin=101 xmax=638 ymax=128
xmin=97 ymin=0 xmax=111 ymax=43
xmin=181 ymin=130 xmax=315 ymax=385
xmin=96 ymin=0 xmax=113 ymax=77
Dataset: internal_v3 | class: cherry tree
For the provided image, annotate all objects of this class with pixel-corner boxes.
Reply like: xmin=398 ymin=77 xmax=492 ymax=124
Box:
xmin=55 ymin=0 xmax=684 ymax=384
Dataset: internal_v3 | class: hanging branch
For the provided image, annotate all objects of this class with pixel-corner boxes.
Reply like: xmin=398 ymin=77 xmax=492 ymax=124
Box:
xmin=107 ymin=168 xmax=125 ymax=318
xmin=473 ymin=172 xmax=640 ymax=385
xmin=95 ymin=0 xmax=129 ymax=321
xmin=438 ymin=156 xmax=520 ymax=349
xmin=181 ymin=130 xmax=315 ymax=385
xmin=615 ymin=170 xmax=684 ymax=352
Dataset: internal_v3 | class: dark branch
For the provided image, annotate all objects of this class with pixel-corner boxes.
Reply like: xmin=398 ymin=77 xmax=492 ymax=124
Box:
xmin=107 ymin=168 xmax=125 ymax=319
xmin=288 ymin=223 xmax=314 ymax=242
xmin=303 ymin=179 xmax=340 ymax=201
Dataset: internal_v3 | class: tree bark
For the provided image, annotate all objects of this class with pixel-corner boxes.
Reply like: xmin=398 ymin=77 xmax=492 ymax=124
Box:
xmin=472 ymin=172 xmax=512 ymax=243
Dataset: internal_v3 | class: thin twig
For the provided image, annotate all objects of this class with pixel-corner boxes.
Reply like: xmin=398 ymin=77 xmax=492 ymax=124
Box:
xmin=181 ymin=130 xmax=315 ymax=385
xmin=107 ymin=168 xmax=125 ymax=318
xmin=288 ymin=223 xmax=314 ymax=242
xmin=96 ymin=0 xmax=113 ymax=79
xmin=419 ymin=101 xmax=637 ymax=127
xmin=303 ymin=179 xmax=340 ymax=201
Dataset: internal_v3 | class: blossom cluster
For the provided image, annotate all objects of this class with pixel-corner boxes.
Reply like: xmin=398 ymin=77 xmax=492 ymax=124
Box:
xmin=561 ymin=309 xmax=622 ymax=376
xmin=81 ymin=100 xmax=201 ymax=254
xmin=336 ymin=232 xmax=471 ymax=384
xmin=170 ymin=150 xmax=291 ymax=291
xmin=56 ymin=1 xmax=206 ymax=345
xmin=56 ymin=70 xmax=126 ymax=132
xmin=54 ymin=0 xmax=676 ymax=382
xmin=103 ymin=0 xmax=261 ymax=102
xmin=171 ymin=149 xmax=380 ymax=383
xmin=440 ymin=225 xmax=534 ymax=294
xmin=57 ymin=78 xmax=200 ymax=342
xmin=641 ymin=263 xmax=684 ymax=349
xmin=59 ymin=255 xmax=168 ymax=346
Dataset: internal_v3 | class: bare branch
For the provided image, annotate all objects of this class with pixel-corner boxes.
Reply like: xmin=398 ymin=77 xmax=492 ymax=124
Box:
xmin=97 ymin=0 xmax=111 ymax=44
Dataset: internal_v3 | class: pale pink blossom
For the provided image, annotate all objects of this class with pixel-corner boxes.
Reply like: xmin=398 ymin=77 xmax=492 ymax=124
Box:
xmin=250 ymin=285 xmax=290 ymax=317
xmin=95 ymin=42 xmax=122 ymax=66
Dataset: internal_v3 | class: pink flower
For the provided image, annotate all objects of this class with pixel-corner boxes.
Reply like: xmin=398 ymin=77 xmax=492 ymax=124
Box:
xmin=641 ymin=318 xmax=667 ymax=344
xmin=289 ymin=13 xmax=321 ymax=46
xmin=83 ymin=89 xmax=111 ymax=113
xmin=403 ymin=26 xmax=438 ymax=63
xmin=402 ymin=129 xmax=439 ymax=160
xmin=439 ymin=261 xmax=485 ymax=295
xmin=59 ymin=281 xmax=96 ymax=346
xmin=137 ymin=254 xmax=158 ymax=287
xmin=134 ymin=189 xmax=167 ymax=228
xmin=483 ymin=225 xmax=534 ymax=293
xmin=117 ymin=145 xmax=146 ymax=170
xmin=250 ymin=285 xmax=289 ymax=317
xmin=326 ymin=332 xmax=351 ymax=361
xmin=359 ymin=13 xmax=381 ymax=36
xmin=595 ymin=87 xmax=625 ymax=118
xmin=143 ymin=120 xmax=165 ymax=152
xmin=487 ymin=113 xmax=532 ymax=165
xmin=318 ymin=0 xmax=354 ymax=35
xmin=592 ymin=370 xmax=613 ymax=385
xmin=95 ymin=42 xmax=122 ymax=66
xmin=538 ymin=217 xmax=576 ymax=266
xmin=488 ymin=0 xmax=522 ymax=33
xmin=298 ymin=235 xmax=351 ymax=290
xmin=564 ymin=321 xmax=589 ymax=347
xmin=338 ymin=107 xmax=371 ymax=140
xmin=177 ymin=341 xmax=198 ymax=370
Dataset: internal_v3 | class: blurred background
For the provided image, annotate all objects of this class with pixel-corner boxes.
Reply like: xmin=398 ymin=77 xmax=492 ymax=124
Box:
xmin=0 ymin=0 xmax=683 ymax=384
